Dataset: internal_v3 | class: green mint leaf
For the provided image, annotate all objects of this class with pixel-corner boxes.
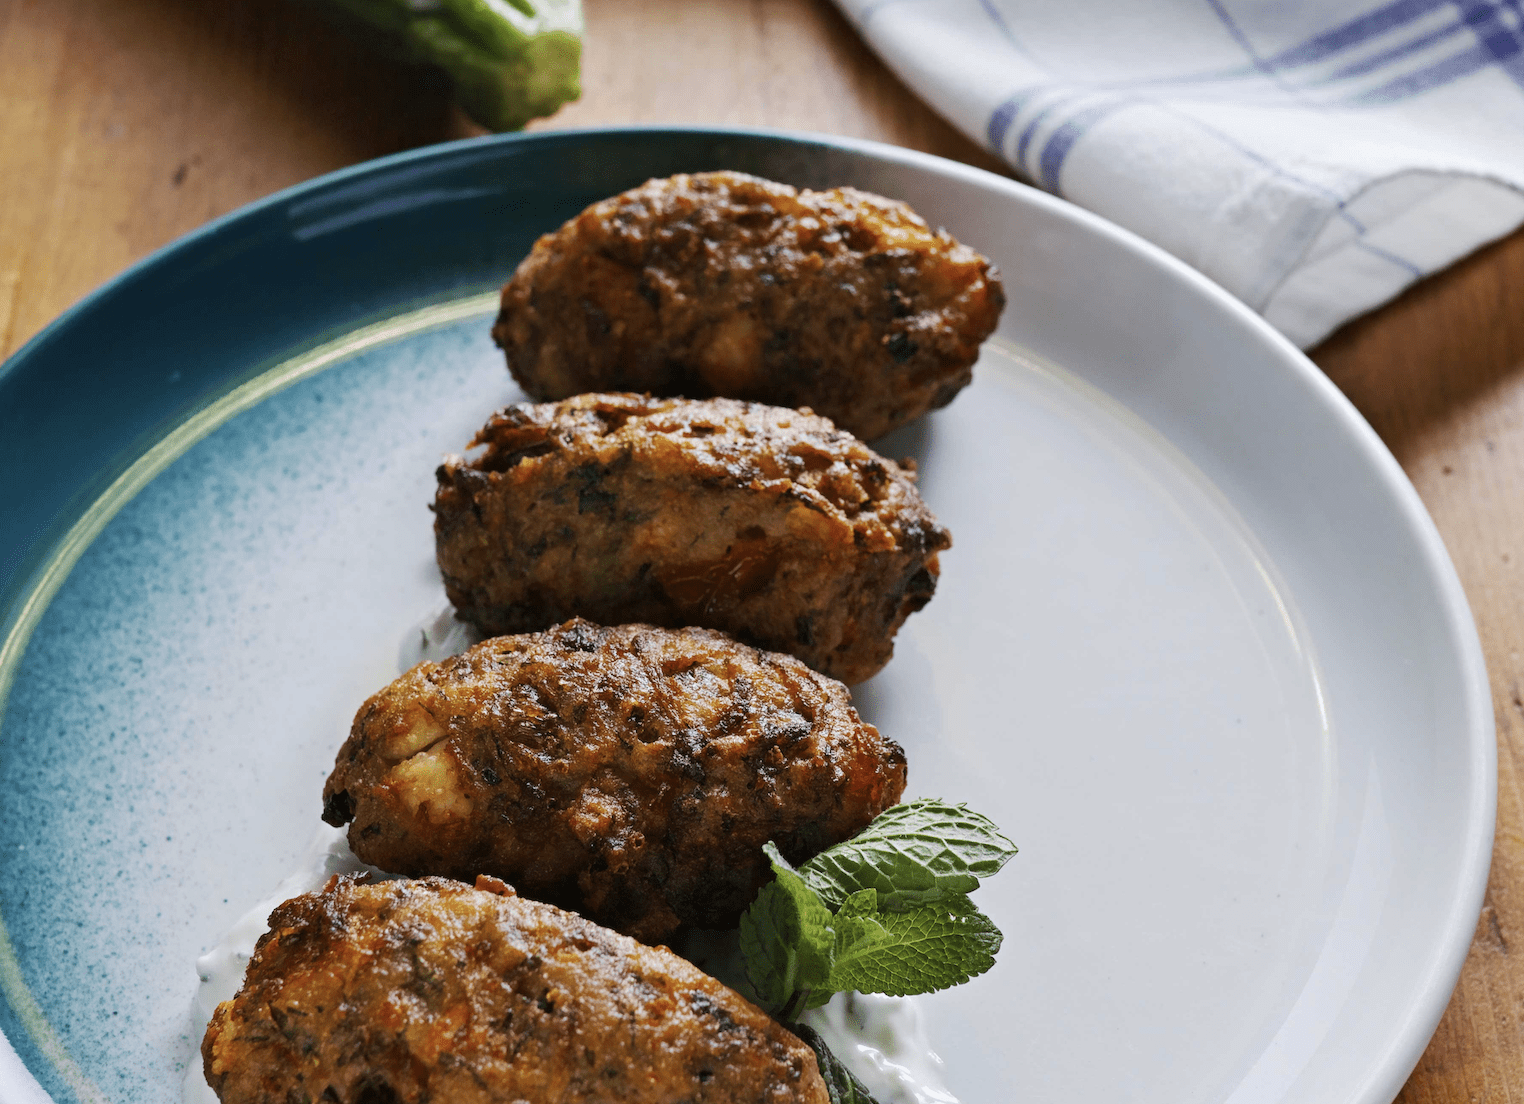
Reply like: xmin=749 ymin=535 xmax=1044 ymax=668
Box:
xmin=837 ymin=888 xmax=879 ymax=918
xmin=790 ymin=1024 xmax=885 ymax=1104
xmin=739 ymin=843 xmax=835 ymax=1014
xmin=800 ymin=799 xmax=1018 ymax=912
xmin=826 ymin=894 xmax=1002 ymax=997
xmin=740 ymin=802 xmax=1016 ymax=1016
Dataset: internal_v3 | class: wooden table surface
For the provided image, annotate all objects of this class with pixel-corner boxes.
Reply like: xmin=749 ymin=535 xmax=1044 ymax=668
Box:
xmin=3 ymin=1 xmax=1523 ymax=1100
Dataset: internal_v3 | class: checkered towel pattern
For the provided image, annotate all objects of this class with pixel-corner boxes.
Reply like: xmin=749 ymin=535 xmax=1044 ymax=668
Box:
xmin=835 ymin=0 xmax=1524 ymax=347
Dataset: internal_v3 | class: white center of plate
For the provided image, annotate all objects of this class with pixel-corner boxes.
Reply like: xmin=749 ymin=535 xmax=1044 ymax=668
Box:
xmin=859 ymin=341 xmax=1342 ymax=1103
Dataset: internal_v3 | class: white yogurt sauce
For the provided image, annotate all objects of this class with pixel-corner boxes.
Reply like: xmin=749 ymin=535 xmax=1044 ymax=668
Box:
xmin=802 ymin=993 xmax=960 ymax=1104
xmin=677 ymin=930 xmax=961 ymax=1104
xmin=396 ymin=602 xmax=484 ymax=671
xmin=183 ymin=824 xmax=392 ymax=1104
xmin=185 ymin=603 xmax=960 ymax=1104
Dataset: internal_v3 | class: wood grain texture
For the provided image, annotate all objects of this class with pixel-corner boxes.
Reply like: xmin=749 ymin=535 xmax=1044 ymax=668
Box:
xmin=534 ymin=0 xmax=1005 ymax=172
xmin=1 ymin=0 xmax=1521 ymax=1099
xmin=0 ymin=0 xmax=477 ymax=357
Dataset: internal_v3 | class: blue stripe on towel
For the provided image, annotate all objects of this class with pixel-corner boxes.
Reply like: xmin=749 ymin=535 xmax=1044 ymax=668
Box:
xmin=1015 ymin=97 xmax=1069 ymax=171
xmin=975 ymin=0 xmax=1025 ymax=50
xmin=1204 ymin=0 xmax=1308 ymax=95
xmin=987 ymin=87 xmax=1043 ymax=151
xmin=1261 ymin=0 xmax=1451 ymax=68
xmin=1039 ymin=102 xmax=1127 ymax=192
xmin=1317 ymin=17 xmax=1470 ymax=83
xmin=1356 ymin=239 xmax=1426 ymax=276
xmin=976 ymin=0 xmax=1524 ymax=206
xmin=987 ymin=96 xmax=1022 ymax=152
xmin=1270 ymin=0 xmax=1524 ymax=97
xmin=1348 ymin=38 xmax=1520 ymax=102
xmin=1455 ymin=0 xmax=1524 ymax=86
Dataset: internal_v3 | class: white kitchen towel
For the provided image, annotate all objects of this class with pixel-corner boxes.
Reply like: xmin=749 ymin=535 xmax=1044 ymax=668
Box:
xmin=834 ymin=0 xmax=1524 ymax=347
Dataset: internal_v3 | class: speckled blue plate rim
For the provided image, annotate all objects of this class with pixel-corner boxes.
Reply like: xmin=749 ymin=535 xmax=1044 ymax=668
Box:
xmin=1 ymin=130 xmax=530 ymax=612
xmin=0 ymin=125 xmax=1495 ymax=1104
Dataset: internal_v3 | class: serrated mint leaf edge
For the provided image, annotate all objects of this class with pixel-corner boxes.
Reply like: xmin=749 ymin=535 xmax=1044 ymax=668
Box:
xmin=799 ymin=799 xmax=1018 ymax=911
xmin=826 ymin=894 xmax=1004 ymax=997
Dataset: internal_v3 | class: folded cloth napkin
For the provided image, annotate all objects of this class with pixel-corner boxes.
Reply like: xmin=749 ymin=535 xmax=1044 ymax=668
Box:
xmin=833 ymin=0 xmax=1524 ymax=347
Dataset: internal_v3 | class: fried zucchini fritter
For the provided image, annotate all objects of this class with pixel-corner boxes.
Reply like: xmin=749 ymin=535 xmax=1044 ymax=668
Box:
xmin=321 ymin=620 xmax=907 ymax=944
xmin=202 ymin=875 xmax=828 ymax=1104
xmin=433 ymin=393 xmax=950 ymax=684
xmin=492 ymin=170 xmax=1005 ymax=441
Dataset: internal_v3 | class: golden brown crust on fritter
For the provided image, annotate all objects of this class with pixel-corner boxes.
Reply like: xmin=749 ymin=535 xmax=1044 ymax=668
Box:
xmin=433 ymin=393 xmax=950 ymax=684
xmin=492 ymin=170 xmax=1005 ymax=442
xmin=202 ymin=875 xmax=829 ymax=1104
xmin=321 ymin=620 xmax=907 ymax=943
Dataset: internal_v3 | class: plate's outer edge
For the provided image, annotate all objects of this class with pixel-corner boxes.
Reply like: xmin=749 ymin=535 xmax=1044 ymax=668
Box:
xmin=0 ymin=126 xmax=1495 ymax=1104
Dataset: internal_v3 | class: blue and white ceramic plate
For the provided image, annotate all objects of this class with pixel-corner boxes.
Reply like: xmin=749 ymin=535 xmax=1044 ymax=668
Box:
xmin=0 ymin=128 xmax=1494 ymax=1104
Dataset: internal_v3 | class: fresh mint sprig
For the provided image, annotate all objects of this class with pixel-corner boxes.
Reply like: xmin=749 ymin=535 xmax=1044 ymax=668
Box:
xmin=739 ymin=799 xmax=1017 ymax=1021
xmin=799 ymin=800 xmax=1018 ymax=911
xmin=738 ymin=844 xmax=836 ymax=1018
